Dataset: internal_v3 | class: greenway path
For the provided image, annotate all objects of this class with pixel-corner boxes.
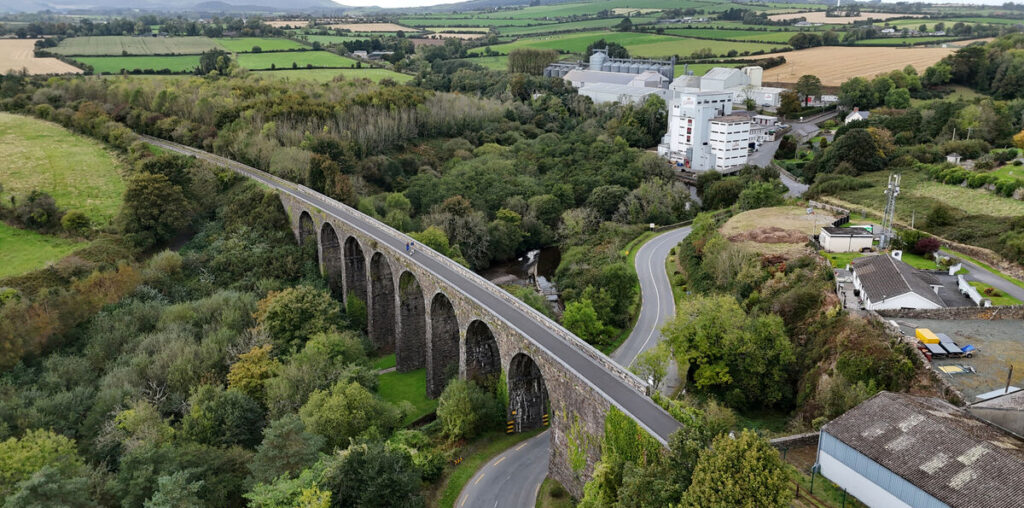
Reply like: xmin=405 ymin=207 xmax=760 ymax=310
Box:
xmin=458 ymin=226 xmax=692 ymax=507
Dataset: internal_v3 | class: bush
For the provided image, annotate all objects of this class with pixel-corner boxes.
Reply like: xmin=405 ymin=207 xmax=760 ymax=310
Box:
xmin=436 ymin=379 xmax=501 ymax=441
xmin=60 ymin=210 xmax=91 ymax=236
xmin=12 ymin=190 xmax=64 ymax=231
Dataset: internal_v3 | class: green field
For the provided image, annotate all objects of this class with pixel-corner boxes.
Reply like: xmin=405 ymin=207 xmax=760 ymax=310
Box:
xmin=217 ymin=37 xmax=307 ymax=52
xmin=255 ymin=68 xmax=413 ymax=83
xmin=664 ymin=28 xmax=801 ymax=42
xmin=472 ymin=30 xmax=786 ymax=58
xmin=236 ymin=51 xmax=358 ymax=70
xmin=76 ymin=55 xmax=200 ymax=73
xmin=377 ymin=368 xmax=437 ymax=426
xmin=0 ymin=223 xmax=84 ymax=279
xmin=0 ymin=113 xmax=125 ymax=223
xmin=399 ymin=16 xmax=557 ymax=27
xmin=294 ymin=34 xmax=371 ymax=45
xmin=673 ymin=62 xmax=719 ymax=76
xmin=477 ymin=0 xmax=748 ymax=19
xmin=970 ymin=281 xmax=1022 ymax=306
xmin=462 ymin=55 xmax=509 ymax=70
xmin=498 ymin=17 xmax=639 ymax=36
xmin=946 ymin=17 xmax=1024 ymax=25
xmin=51 ymin=36 xmax=221 ymax=56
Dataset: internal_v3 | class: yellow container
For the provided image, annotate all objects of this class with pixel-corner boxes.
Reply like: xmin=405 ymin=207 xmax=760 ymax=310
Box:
xmin=916 ymin=328 xmax=940 ymax=344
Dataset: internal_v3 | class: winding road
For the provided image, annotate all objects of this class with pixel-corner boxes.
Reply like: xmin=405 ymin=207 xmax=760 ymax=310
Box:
xmin=458 ymin=226 xmax=693 ymax=508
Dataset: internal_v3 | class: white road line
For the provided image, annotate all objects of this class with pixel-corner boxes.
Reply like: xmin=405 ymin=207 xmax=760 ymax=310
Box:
xmin=630 ymin=232 xmax=674 ymax=366
xmin=494 ymin=456 xmax=507 ymax=466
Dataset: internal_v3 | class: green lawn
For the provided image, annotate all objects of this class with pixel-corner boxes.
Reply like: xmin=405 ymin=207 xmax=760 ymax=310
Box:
xmin=236 ymin=51 xmax=357 ymax=70
xmin=75 ymin=55 xmax=200 ymax=73
xmin=51 ymin=36 xmax=221 ymax=56
xmin=217 ymin=37 xmax=307 ymax=52
xmin=436 ymin=429 xmax=545 ymax=508
xmin=0 ymin=112 xmax=125 ymax=224
xmin=969 ymin=281 xmax=1022 ymax=306
xmin=899 ymin=252 xmax=939 ymax=270
xmin=819 ymin=250 xmax=864 ymax=269
xmin=0 ymin=222 xmax=84 ymax=279
xmin=462 ymin=55 xmax=508 ymax=70
xmin=254 ymin=68 xmax=412 ymax=83
xmin=372 ymin=354 xmax=397 ymax=370
xmin=377 ymin=368 xmax=437 ymax=425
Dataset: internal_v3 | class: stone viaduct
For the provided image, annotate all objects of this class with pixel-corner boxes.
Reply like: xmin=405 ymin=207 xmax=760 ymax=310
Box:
xmin=140 ymin=135 xmax=682 ymax=496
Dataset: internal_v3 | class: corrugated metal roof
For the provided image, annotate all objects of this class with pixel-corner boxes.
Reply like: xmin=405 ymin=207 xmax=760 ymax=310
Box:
xmin=563 ymin=69 xmax=637 ymax=85
xmin=824 ymin=392 xmax=1024 ymax=508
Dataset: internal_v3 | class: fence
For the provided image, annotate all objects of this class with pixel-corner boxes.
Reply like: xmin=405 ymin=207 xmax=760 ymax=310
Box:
xmin=957 ymin=274 xmax=992 ymax=307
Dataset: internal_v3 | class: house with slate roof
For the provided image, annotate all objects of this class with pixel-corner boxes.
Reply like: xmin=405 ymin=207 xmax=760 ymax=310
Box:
xmin=850 ymin=253 xmax=945 ymax=310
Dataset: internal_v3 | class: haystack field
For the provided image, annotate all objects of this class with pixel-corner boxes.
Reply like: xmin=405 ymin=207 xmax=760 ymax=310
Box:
xmin=768 ymin=11 xmax=923 ymax=24
xmin=720 ymin=206 xmax=837 ymax=258
xmin=326 ymin=23 xmax=412 ymax=32
xmin=745 ymin=45 xmax=958 ymax=85
xmin=265 ymin=20 xmax=309 ymax=28
xmin=0 ymin=39 xmax=82 ymax=75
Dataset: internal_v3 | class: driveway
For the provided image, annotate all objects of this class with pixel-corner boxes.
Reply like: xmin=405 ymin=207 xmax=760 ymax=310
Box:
xmin=957 ymin=258 xmax=1024 ymax=303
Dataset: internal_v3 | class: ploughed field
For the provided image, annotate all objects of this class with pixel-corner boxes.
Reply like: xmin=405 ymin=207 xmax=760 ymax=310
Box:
xmin=0 ymin=39 xmax=82 ymax=75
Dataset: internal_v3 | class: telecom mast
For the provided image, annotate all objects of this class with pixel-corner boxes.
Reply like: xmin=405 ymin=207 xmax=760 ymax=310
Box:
xmin=879 ymin=173 xmax=900 ymax=249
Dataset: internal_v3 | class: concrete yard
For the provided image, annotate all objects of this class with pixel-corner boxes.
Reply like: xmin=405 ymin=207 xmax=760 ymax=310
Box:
xmin=892 ymin=318 xmax=1024 ymax=401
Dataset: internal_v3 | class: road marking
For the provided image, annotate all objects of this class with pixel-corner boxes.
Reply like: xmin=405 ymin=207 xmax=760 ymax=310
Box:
xmin=630 ymin=230 xmax=683 ymax=366
xmin=515 ymin=441 xmax=529 ymax=451
xmin=474 ymin=473 xmax=485 ymax=485
xmin=460 ymin=497 xmax=467 ymax=507
xmin=494 ymin=456 xmax=506 ymax=466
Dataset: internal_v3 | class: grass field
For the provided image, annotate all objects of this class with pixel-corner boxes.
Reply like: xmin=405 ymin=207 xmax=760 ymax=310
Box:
xmin=820 ymin=250 xmax=865 ymax=268
xmin=0 ymin=39 xmax=82 ymax=75
xmin=841 ymin=169 xmax=1024 ymax=220
xmin=768 ymin=11 xmax=923 ymax=24
xmin=236 ymin=51 xmax=357 ymax=70
xmin=497 ymin=17 xmax=633 ymax=36
xmin=0 ymin=113 xmax=125 ymax=223
xmin=399 ymin=17 xmax=552 ymax=27
xmin=292 ymin=34 xmax=371 ymax=45
xmin=0 ymin=223 xmax=84 ymax=279
xmin=674 ymin=63 xmax=719 ymax=77
xmin=853 ymin=36 xmax=958 ymax=46
xmin=969 ymin=281 xmax=1022 ymax=306
xmin=377 ymin=368 xmax=437 ymax=425
xmin=217 ymin=37 xmax=307 ymax=52
xmin=743 ymin=45 xmax=960 ymax=85
xmin=462 ymin=55 xmax=509 ymax=70
xmin=478 ymin=0 xmax=745 ymax=19
xmin=664 ymin=28 xmax=801 ymax=42
xmin=51 ymin=36 xmax=222 ymax=56
xmin=76 ymin=55 xmax=199 ymax=73
xmin=255 ymin=68 xmax=412 ymax=83
xmin=472 ymin=30 xmax=786 ymax=58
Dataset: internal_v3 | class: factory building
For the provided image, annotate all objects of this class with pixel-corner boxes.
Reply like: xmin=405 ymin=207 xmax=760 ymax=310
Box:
xmin=543 ymin=49 xmax=675 ymax=104
xmin=657 ymin=87 xmax=740 ymax=172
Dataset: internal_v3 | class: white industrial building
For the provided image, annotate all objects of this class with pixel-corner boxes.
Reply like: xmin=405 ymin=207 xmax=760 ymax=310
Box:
xmin=708 ymin=115 xmax=751 ymax=171
xmin=749 ymin=114 xmax=780 ymax=143
xmin=697 ymin=66 xmax=786 ymax=108
xmin=544 ymin=49 xmax=674 ymax=105
xmin=820 ymin=226 xmax=873 ymax=253
xmin=658 ymin=87 xmax=740 ymax=172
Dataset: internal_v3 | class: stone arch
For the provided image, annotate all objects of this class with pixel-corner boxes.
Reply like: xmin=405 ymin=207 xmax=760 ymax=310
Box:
xmin=508 ymin=353 xmax=549 ymax=432
xmin=298 ymin=211 xmax=316 ymax=247
xmin=343 ymin=236 xmax=367 ymax=305
xmin=428 ymin=292 xmax=459 ymax=398
xmin=465 ymin=320 xmax=500 ymax=387
xmin=397 ymin=271 xmax=426 ymax=373
xmin=369 ymin=252 xmax=396 ymax=353
xmin=320 ymin=222 xmax=343 ymax=298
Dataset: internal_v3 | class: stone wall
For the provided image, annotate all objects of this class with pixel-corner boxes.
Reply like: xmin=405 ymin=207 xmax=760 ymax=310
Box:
xmin=770 ymin=431 xmax=819 ymax=450
xmin=867 ymin=310 xmax=966 ymax=406
xmin=876 ymin=305 xmax=1024 ymax=321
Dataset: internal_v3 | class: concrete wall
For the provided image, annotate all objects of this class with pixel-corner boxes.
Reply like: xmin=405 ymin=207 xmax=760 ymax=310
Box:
xmin=280 ymin=193 xmax=615 ymax=496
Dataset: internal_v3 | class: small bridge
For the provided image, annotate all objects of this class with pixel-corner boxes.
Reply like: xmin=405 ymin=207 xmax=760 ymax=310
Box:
xmin=141 ymin=136 xmax=681 ymax=495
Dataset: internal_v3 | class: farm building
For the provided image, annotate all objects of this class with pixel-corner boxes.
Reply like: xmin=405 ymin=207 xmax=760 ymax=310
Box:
xmin=820 ymin=226 xmax=873 ymax=253
xmin=817 ymin=391 xmax=1024 ymax=508
xmin=850 ymin=253 xmax=945 ymax=310
xmin=845 ymin=107 xmax=871 ymax=124
xmin=543 ymin=49 xmax=674 ymax=104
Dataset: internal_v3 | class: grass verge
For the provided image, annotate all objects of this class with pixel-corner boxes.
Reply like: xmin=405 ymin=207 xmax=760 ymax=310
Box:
xmin=969 ymin=281 xmax=1022 ymax=306
xmin=437 ymin=429 xmax=544 ymax=508
xmin=944 ymin=248 xmax=1024 ymax=291
xmin=376 ymin=368 xmax=436 ymax=426
xmin=0 ymin=222 xmax=84 ymax=279
xmin=899 ymin=251 xmax=938 ymax=270
xmin=789 ymin=465 xmax=866 ymax=508
xmin=599 ymin=229 xmax=660 ymax=355
xmin=818 ymin=250 xmax=863 ymax=269
xmin=535 ymin=476 xmax=574 ymax=508
xmin=372 ymin=353 xmax=396 ymax=370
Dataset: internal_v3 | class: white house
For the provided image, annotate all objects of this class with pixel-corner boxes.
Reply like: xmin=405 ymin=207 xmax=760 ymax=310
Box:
xmin=820 ymin=226 xmax=873 ymax=253
xmin=817 ymin=391 xmax=1024 ymax=508
xmin=850 ymin=253 xmax=944 ymax=310
xmin=845 ymin=107 xmax=870 ymax=124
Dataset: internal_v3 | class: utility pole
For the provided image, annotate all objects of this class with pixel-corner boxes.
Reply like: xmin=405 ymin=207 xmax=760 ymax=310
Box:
xmin=880 ymin=173 xmax=900 ymax=250
xmin=911 ymin=209 xmax=915 ymax=229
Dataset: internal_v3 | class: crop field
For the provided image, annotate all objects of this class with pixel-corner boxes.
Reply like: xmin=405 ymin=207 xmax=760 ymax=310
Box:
xmin=0 ymin=113 xmax=125 ymax=224
xmin=664 ymin=28 xmax=801 ymax=42
xmin=293 ymin=35 xmax=370 ymax=45
xmin=768 ymin=11 xmax=923 ymax=24
xmin=217 ymin=37 xmax=306 ymax=52
xmin=50 ymin=36 xmax=221 ymax=56
xmin=265 ymin=20 xmax=310 ymax=28
xmin=0 ymin=223 xmax=84 ymax=280
xmin=425 ymin=32 xmax=486 ymax=39
xmin=326 ymin=23 xmax=413 ymax=32
xmin=428 ymin=27 xmax=491 ymax=32
xmin=255 ymin=68 xmax=413 ymax=83
xmin=462 ymin=55 xmax=509 ymax=70
xmin=75 ymin=55 xmax=199 ymax=73
xmin=236 ymin=51 xmax=357 ymax=70
xmin=478 ymin=0 xmax=750 ymax=19
xmin=498 ymin=17 xmax=651 ymax=36
xmin=399 ymin=17 xmax=555 ymax=27
xmin=0 ymin=39 xmax=82 ymax=75
xmin=471 ymin=31 xmax=786 ymax=58
xmin=852 ymin=36 xmax=958 ymax=46
xmin=742 ymin=45 xmax=958 ymax=85
xmin=947 ymin=17 xmax=1024 ymax=25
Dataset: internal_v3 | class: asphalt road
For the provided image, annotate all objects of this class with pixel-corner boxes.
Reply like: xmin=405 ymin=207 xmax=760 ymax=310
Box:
xmin=456 ymin=431 xmax=550 ymax=508
xmin=959 ymin=258 xmax=1024 ymax=303
xmin=612 ymin=226 xmax=693 ymax=394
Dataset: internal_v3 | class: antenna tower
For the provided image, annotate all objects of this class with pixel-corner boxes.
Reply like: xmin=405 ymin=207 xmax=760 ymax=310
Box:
xmin=879 ymin=173 xmax=900 ymax=249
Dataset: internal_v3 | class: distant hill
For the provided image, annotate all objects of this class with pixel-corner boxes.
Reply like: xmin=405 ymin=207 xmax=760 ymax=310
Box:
xmin=0 ymin=0 xmax=545 ymax=14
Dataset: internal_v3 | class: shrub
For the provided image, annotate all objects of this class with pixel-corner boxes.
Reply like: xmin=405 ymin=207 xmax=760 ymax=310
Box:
xmin=60 ymin=210 xmax=91 ymax=235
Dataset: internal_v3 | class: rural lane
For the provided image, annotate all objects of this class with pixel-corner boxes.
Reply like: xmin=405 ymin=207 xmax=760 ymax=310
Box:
xmin=957 ymin=258 xmax=1024 ymax=303
xmin=458 ymin=226 xmax=692 ymax=508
